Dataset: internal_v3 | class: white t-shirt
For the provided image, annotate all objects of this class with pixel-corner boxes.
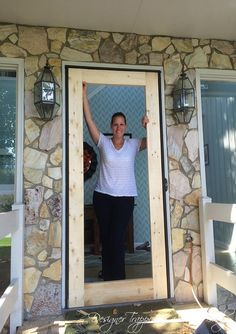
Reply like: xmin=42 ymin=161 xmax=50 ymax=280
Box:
xmin=95 ymin=133 xmax=141 ymax=197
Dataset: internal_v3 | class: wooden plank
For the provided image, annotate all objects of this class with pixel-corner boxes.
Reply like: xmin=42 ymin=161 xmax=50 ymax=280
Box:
xmin=206 ymin=203 xmax=236 ymax=224
xmin=0 ymin=211 xmax=17 ymax=239
xmin=68 ymin=68 xmax=84 ymax=307
xmin=82 ymin=69 xmax=146 ymax=86
xmin=84 ymin=278 xmax=153 ymax=306
xmin=0 ymin=280 xmax=18 ymax=333
xmin=145 ymin=72 xmax=167 ymax=299
xmin=209 ymin=262 xmax=236 ymax=296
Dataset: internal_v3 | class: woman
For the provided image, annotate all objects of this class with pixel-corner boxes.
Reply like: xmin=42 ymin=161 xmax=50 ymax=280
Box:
xmin=83 ymin=82 xmax=149 ymax=281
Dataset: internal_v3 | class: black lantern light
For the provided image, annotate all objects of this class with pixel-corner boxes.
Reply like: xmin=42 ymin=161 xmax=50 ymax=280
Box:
xmin=172 ymin=70 xmax=195 ymax=124
xmin=34 ymin=61 xmax=60 ymax=120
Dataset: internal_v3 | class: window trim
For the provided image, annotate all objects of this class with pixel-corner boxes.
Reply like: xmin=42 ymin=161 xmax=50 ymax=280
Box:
xmin=0 ymin=57 xmax=24 ymax=204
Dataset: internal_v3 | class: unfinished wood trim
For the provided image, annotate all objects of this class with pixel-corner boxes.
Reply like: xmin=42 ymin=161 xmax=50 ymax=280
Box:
xmin=146 ymin=72 xmax=167 ymax=299
xmin=67 ymin=68 xmax=167 ymax=307
xmin=68 ymin=68 xmax=84 ymax=307
xmin=82 ymin=69 xmax=146 ymax=86
xmin=84 ymin=278 xmax=153 ymax=306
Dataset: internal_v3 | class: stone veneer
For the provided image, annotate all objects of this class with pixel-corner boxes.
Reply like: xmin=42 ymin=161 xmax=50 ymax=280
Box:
xmin=0 ymin=23 xmax=236 ymax=319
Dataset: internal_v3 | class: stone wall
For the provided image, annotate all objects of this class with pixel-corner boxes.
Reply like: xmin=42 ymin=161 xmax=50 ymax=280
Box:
xmin=0 ymin=23 xmax=235 ymax=318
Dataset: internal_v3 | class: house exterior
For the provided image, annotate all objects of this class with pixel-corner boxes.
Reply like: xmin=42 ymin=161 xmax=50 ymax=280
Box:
xmin=0 ymin=22 xmax=236 ymax=320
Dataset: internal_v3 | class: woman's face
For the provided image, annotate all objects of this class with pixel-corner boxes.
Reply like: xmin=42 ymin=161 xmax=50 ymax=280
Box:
xmin=111 ymin=116 xmax=127 ymax=138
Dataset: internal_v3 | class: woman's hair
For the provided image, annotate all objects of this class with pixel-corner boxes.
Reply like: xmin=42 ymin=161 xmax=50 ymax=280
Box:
xmin=111 ymin=112 xmax=127 ymax=125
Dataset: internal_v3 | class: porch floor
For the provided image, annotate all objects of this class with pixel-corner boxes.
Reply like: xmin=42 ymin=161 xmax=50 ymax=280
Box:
xmin=17 ymin=302 xmax=236 ymax=334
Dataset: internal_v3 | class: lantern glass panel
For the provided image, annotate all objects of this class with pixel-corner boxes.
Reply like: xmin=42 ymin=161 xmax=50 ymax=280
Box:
xmin=182 ymin=76 xmax=192 ymax=89
xmin=42 ymin=82 xmax=54 ymax=102
xmin=175 ymin=108 xmax=194 ymax=124
xmin=41 ymin=67 xmax=54 ymax=82
xmin=176 ymin=110 xmax=185 ymax=123
xmin=173 ymin=89 xmax=182 ymax=109
xmin=34 ymin=82 xmax=42 ymax=103
xmin=182 ymin=89 xmax=194 ymax=107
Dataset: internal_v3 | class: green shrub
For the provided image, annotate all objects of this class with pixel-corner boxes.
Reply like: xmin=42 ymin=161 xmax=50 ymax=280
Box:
xmin=0 ymin=194 xmax=14 ymax=212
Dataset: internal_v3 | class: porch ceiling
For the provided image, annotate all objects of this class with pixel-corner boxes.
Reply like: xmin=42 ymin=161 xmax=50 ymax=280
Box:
xmin=1 ymin=0 xmax=236 ymax=41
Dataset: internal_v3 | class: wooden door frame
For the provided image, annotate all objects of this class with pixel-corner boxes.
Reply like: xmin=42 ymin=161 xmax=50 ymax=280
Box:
xmin=63 ymin=63 xmax=173 ymax=308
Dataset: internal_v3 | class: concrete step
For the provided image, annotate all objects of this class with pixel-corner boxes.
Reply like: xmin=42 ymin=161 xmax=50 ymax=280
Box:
xmin=17 ymin=315 xmax=65 ymax=334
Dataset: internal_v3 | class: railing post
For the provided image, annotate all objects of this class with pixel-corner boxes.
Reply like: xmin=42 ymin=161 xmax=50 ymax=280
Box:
xmin=199 ymin=196 xmax=217 ymax=306
xmin=10 ymin=204 xmax=24 ymax=334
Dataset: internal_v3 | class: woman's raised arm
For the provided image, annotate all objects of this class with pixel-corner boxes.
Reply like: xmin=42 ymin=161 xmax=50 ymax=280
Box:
xmin=139 ymin=114 xmax=149 ymax=151
xmin=83 ymin=81 xmax=100 ymax=145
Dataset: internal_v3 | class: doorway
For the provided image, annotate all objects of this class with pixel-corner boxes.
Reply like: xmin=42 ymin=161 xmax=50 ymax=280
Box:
xmin=200 ymin=76 xmax=236 ymax=272
xmin=66 ymin=67 xmax=168 ymax=307
xmin=83 ymin=83 xmax=151 ymax=282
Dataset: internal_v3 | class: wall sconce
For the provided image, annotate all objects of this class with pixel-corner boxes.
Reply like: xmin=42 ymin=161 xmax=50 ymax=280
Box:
xmin=34 ymin=61 xmax=60 ymax=120
xmin=172 ymin=70 xmax=195 ymax=124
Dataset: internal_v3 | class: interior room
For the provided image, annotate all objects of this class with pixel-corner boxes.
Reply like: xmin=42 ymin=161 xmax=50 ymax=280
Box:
xmin=83 ymin=83 xmax=152 ymax=282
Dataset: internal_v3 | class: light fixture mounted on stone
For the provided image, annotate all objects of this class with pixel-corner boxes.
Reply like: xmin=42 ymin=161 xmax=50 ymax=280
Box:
xmin=172 ymin=70 xmax=195 ymax=124
xmin=34 ymin=61 xmax=60 ymax=120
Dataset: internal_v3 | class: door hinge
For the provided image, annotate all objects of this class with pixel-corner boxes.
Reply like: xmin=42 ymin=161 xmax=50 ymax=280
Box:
xmin=164 ymin=178 xmax=168 ymax=192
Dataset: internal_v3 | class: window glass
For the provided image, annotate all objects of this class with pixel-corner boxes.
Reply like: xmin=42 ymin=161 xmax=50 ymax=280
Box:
xmin=0 ymin=70 xmax=16 ymax=212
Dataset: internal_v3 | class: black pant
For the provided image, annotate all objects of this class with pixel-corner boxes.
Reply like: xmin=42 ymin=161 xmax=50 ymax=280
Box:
xmin=93 ymin=191 xmax=134 ymax=281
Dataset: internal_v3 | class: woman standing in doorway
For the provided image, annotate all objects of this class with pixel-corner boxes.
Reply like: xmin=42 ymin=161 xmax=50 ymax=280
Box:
xmin=83 ymin=82 xmax=149 ymax=281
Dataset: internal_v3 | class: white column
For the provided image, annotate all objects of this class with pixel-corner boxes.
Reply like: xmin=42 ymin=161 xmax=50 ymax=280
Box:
xmin=199 ymin=196 xmax=217 ymax=306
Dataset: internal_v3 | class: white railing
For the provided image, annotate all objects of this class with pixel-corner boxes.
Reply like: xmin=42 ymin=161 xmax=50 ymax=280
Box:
xmin=199 ymin=196 xmax=236 ymax=306
xmin=0 ymin=204 xmax=24 ymax=334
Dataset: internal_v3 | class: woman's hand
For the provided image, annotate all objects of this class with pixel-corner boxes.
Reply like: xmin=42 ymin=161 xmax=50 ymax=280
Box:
xmin=141 ymin=114 xmax=149 ymax=129
xmin=82 ymin=81 xmax=87 ymax=95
